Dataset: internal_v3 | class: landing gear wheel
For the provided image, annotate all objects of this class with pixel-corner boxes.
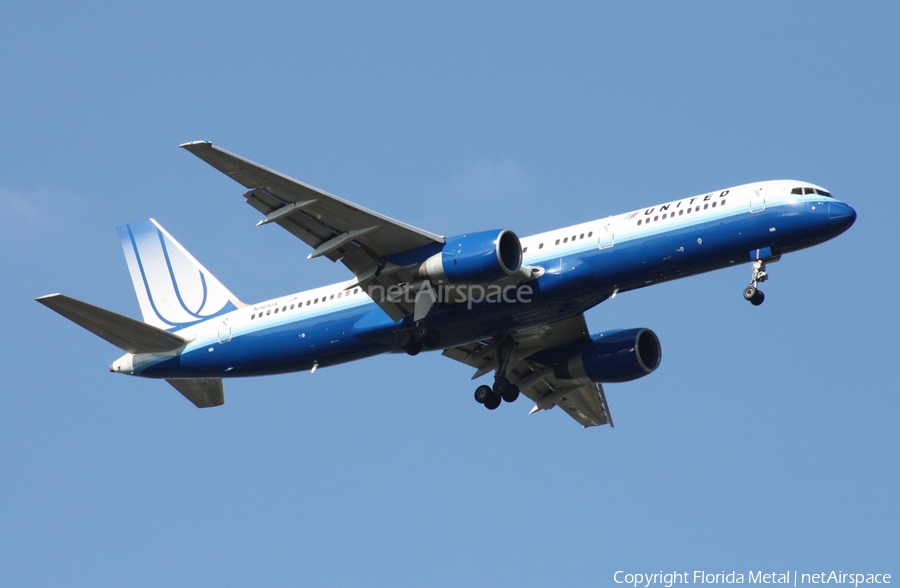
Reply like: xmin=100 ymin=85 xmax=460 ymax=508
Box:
xmin=474 ymin=385 xmax=492 ymax=404
xmin=396 ymin=331 xmax=412 ymax=349
xmin=423 ymin=330 xmax=441 ymax=349
xmin=483 ymin=394 xmax=502 ymax=410
xmin=492 ymin=377 xmax=510 ymax=396
xmin=501 ymin=384 xmax=520 ymax=403
xmin=413 ymin=320 xmax=431 ymax=342
xmin=405 ymin=341 xmax=422 ymax=356
xmin=743 ymin=286 xmax=765 ymax=306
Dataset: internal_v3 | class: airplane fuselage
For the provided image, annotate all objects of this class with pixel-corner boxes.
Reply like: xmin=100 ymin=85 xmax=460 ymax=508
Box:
xmin=111 ymin=179 xmax=856 ymax=381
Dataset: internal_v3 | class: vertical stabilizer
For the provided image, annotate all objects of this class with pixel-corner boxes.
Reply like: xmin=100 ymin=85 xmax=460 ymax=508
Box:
xmin=118 ymin=219 xmax=243 ymax=331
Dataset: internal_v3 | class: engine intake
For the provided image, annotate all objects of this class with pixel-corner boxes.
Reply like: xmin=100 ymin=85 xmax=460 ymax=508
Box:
xmin=418 ymin=229 xmax=522 ymax=284
xmin=556 ymin=328 xmax=662 ymax=383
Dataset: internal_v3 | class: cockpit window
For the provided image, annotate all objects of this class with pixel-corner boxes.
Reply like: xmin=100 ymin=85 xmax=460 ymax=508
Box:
xmin=793 ymin=186 xmax=833 ymax=198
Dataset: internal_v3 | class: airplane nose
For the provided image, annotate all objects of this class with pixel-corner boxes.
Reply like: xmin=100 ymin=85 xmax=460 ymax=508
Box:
xmin=828 ymin=202 xmax=857 ymax=230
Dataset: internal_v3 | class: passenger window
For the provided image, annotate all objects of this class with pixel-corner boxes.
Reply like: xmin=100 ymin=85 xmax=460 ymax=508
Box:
xmin=539 ymin=243 xmax=544 ymax=249
xmin=654 ymin=215 xmax=659 ymax=221
xmin=679 ymin=210 xmax=684 ymax=216
xmin=662 ymin=213 xmax=667 ymax=219
xmin=704 ymin=204 xmax=709 ymax=210
xmin=580 ymin=233 xmax=584 ymax=239
xmin=712 ymin=202 xmax=717 ymax=208
xmin=555 ymin=239 xmax=560 ymax=245
xmin=266 ymin=310 xmax=271 ymax=316
xmin=563 ymin=237 xmax=568 ymax=243
xmin=523 ymin=247 xmax=528 ymax=253
xmin=637 ymin=219 xmax=643 ymax=226
xmin=588 ymin=231 xmax=593 ymax=237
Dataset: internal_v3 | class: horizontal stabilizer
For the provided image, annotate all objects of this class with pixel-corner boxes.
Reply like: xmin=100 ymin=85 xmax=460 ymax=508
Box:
xmin=166 ymin=379 xmax=224 ymax=408
xmin=36 ymin=294 xmax=186 ymax=354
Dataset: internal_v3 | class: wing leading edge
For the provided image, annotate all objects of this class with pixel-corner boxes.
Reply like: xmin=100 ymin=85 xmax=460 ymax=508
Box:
xmin=180 ymin=141 xmax=446 ymax=320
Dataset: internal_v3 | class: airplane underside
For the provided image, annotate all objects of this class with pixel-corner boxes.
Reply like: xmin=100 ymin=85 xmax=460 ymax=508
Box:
xmin=38 ymin=141 xmax=856 ymax=426
xmin=136 ymin=198 xmax=851 ymax=381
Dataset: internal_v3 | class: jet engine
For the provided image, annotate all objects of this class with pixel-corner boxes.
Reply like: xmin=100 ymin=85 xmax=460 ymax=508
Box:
xmin=417 ymin=229 xmax=523 ymax=283
xmin=555 ymin=328 xmax=661 ymax=383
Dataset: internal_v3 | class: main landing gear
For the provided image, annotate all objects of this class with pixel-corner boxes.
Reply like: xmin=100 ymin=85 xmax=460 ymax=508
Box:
xmin=396 ymin=320 xmax=441 ymax=356
xmin=743 ymin=259 xmax=768 ymax=306
xmin=473 ymin=337 xmax=521 ymax=411
xmin=474 ymin=376 xmax=521 ymax=410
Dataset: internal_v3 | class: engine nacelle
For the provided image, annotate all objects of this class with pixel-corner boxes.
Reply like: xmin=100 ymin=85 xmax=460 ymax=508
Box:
xmin=418 ymin=229 xmax=523 ymax=284
xmin=556 ymin=328 xmax=662 ymax=383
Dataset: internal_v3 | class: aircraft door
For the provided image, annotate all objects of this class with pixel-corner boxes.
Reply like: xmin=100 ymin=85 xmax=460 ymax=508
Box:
xmin=218 ymin=318 xmax=232 ymax=344
xmin=598 ymin=219 xmax=615 ymax=249
xmin=750 ymin=185 xmax=766 ymax=213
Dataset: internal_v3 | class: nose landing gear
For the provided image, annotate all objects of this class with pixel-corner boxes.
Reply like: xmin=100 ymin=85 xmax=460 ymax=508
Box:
xmin=743 ymin=259 xmax=768 ymax=306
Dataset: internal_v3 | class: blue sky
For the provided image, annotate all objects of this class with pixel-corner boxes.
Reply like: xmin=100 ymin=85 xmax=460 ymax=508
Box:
xmin=2 ymin=2 xmax=897 ymax=586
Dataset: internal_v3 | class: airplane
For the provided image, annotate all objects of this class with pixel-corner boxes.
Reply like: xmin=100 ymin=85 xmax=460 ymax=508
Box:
xmin=36 ymin=141 xmax=857 ymax=427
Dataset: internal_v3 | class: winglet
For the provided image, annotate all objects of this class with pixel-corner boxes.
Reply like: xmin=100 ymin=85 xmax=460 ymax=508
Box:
xmin=178 ymin=140 xmax=212 ymax=150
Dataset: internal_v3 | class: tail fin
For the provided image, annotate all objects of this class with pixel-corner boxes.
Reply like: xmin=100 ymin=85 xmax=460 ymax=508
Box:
xmin=118 ymin=219 xmax=243 ymax=331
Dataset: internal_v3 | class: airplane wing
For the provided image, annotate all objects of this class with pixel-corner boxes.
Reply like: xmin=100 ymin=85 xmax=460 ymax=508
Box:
xmin=531 ymin=381 xmax=612 ymax=428
xmin=443 ymin=315 xmax=613 ymax=428
xmin=180 ymin=141 xmax=446 ymax=321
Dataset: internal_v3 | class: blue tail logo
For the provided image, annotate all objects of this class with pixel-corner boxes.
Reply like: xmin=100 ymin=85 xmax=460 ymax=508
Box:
xmin=118 ymin=219 xmax=243 ymax=331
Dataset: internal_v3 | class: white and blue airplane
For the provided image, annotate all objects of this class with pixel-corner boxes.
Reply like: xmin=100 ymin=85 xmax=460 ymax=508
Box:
xmin=37 ymin=142 xmax=857 ymax=427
